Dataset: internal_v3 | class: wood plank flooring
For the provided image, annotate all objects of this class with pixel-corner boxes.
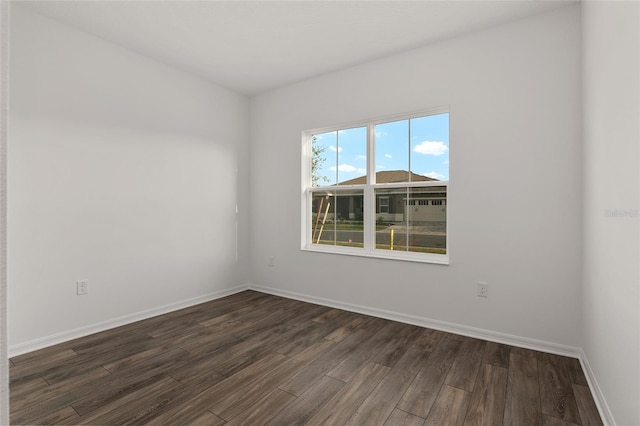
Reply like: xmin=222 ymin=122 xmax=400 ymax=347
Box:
xmin=10 ymin=290 xmax=603 ymax=425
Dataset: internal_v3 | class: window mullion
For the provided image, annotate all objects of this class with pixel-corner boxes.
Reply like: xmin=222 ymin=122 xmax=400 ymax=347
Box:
xmin=408 ymin=118 xmax=412 ymax=183
xmin=304 ymin=188 xmax=312 ymax=248
xmin=368 ymin=122 xmax=376 ymax=186
xmin=364 ymin=122 xmax=376 ymax=252
xmin=334 ymin=130 xmax=339 ymax=185
xmin=364 ymin=186 xmax=374 ymax=251
xmin=405 ymin=186 xmax=410 ymax=251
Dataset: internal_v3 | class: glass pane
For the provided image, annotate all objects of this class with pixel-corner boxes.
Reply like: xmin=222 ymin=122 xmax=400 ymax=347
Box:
xmin=336 ymin=127 xmax=367 ymax=185
xmin=375 ymin=120 xmax=409 ymax=182
xmin=312 ymin=127 xmax=366 ymax=187
xmin=311 ymin=131 xmax=337 ymax=186
xmin=374 ymin=113 xmax=450 ymax=184
xmin=375 ymin=186 xmax=447 ymax=254
xmin=311 ymin=190 xmax=364 ymax=248
xmin=410 ymin=113 xmax=449 ymax=182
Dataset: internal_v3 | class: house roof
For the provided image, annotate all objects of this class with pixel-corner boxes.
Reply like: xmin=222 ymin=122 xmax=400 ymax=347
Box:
xmin=338 ymin=170 xmax=438 ymax=186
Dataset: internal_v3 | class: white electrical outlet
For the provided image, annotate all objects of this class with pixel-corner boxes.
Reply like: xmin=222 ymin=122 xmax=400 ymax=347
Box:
xmin=77 ymin=280 xmax=88 ymax=295
xmin=478 ymin=282 xmax=488 ymax=298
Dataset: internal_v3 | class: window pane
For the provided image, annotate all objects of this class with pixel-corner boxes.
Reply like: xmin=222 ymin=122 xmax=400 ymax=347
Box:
xmin=312 ymin=131 xmax=337 ymax=186
xmin=374 ymin=113 xmax=450 ymax=184
xmin=336 ymin=127 xmax=367 ymax=185
xmin=375 ymin=120 xmax=409 ymax=181
xmin=375 ymin=186 xmax=447 ymax=254
xmin=410 ymin=113 xmax=449 ymax=181
xmin=311 ymin=190 xmax=364 ymax=247
xmin=312 ymin=127 xmax=366 ymax=187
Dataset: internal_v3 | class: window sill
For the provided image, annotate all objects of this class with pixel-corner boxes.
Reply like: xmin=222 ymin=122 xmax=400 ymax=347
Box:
xmin=302 ymin=244 xmax=449 ymax=265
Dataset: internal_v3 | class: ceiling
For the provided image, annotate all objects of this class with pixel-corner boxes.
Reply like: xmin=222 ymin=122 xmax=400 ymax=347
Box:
xmin=15 ymin=0 xmax=575 ymax=96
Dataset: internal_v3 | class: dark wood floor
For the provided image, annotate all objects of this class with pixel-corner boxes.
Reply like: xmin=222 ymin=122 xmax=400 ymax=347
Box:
xmin=10 ymin=290 xmax=602 ymax=425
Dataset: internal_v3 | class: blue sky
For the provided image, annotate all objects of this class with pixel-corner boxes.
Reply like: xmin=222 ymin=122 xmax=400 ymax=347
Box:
xmin=313 ymin=113 xmax=449 ymax=185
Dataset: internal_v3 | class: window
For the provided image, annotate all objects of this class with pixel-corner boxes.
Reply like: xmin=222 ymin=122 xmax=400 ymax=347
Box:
xmin=379 ymin=197 xmax=389 ymax=213
xmin=302 ymin=108 xmax=449 ymax=264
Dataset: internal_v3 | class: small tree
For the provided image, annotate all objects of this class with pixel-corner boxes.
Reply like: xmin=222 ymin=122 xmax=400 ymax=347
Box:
xmin=311 ymin=136 xmax=329 ymax=187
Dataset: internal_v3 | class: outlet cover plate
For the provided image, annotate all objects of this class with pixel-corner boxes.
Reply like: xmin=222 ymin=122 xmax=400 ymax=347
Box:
xmin=77 ymin=280 xmax=88 ymax=295
xmin=478 ymin=282 xmax=488 ymax=297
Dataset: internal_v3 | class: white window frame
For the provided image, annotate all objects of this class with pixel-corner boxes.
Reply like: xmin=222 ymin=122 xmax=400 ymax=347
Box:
xmin=378 ymin=196 xmax=390 ymax=213
xmin=301 ymin=107 xmax=449 ymax=265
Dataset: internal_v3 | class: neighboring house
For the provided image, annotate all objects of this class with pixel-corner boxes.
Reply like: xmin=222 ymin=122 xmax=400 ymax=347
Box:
xmin=337 ymin=170 xmax=436 ymax=186
xmin=315 ymin=170 xmax=447 ymax=223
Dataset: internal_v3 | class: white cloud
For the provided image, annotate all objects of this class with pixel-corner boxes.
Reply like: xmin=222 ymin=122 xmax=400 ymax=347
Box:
xmin=329 ymin=145 xmax=343 ymax=152
xmin=384 ymin=153 xmax=392 ymax=159
xmin=357 ymin=168 xmax=366 ymax=174
xmin=330 ymin=164 xmax=357 ymax=172
xmin=424 ymin=171 xmax=446 ymax=180
xmin=377 ymin=165 xmax=386 ymax=170
xmin=356 ymin=154 xmax=366 ymax=161
xmin=376 ymin=131 xmax=388 ymax=138
xmin=414 ymin=141 xmax=448 ymax=156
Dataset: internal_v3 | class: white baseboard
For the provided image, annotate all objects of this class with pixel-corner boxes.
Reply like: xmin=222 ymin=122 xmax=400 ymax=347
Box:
xmin=577 ymin=349 xmax=616 ymax=426
xmin=8 ymin=284 xmax=250 ymax=358
xmin=9 ymin=282 xmax=613 ymax=426
xmin=249 ymin=283 xmax=617 ymax=425
xmin=248 ymin=283 xmax=581 ymax=358
xmin=11 ymin=282 xmax=583 ymax=360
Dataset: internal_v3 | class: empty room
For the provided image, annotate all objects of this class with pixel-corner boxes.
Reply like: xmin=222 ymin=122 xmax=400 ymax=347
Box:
xmin=0 ymin=0 xmax=638 ymax=425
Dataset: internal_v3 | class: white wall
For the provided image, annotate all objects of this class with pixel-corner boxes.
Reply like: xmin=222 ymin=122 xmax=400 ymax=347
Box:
xmin=250 ymin=6 xmax=583 ymax=348
xmin=582 ymin=2 xmax=640 ymax=425
xmin=8 ymin=6 xmax=250 ymax=353
xmin=0 ymin=0 xmax=9 ymax=422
